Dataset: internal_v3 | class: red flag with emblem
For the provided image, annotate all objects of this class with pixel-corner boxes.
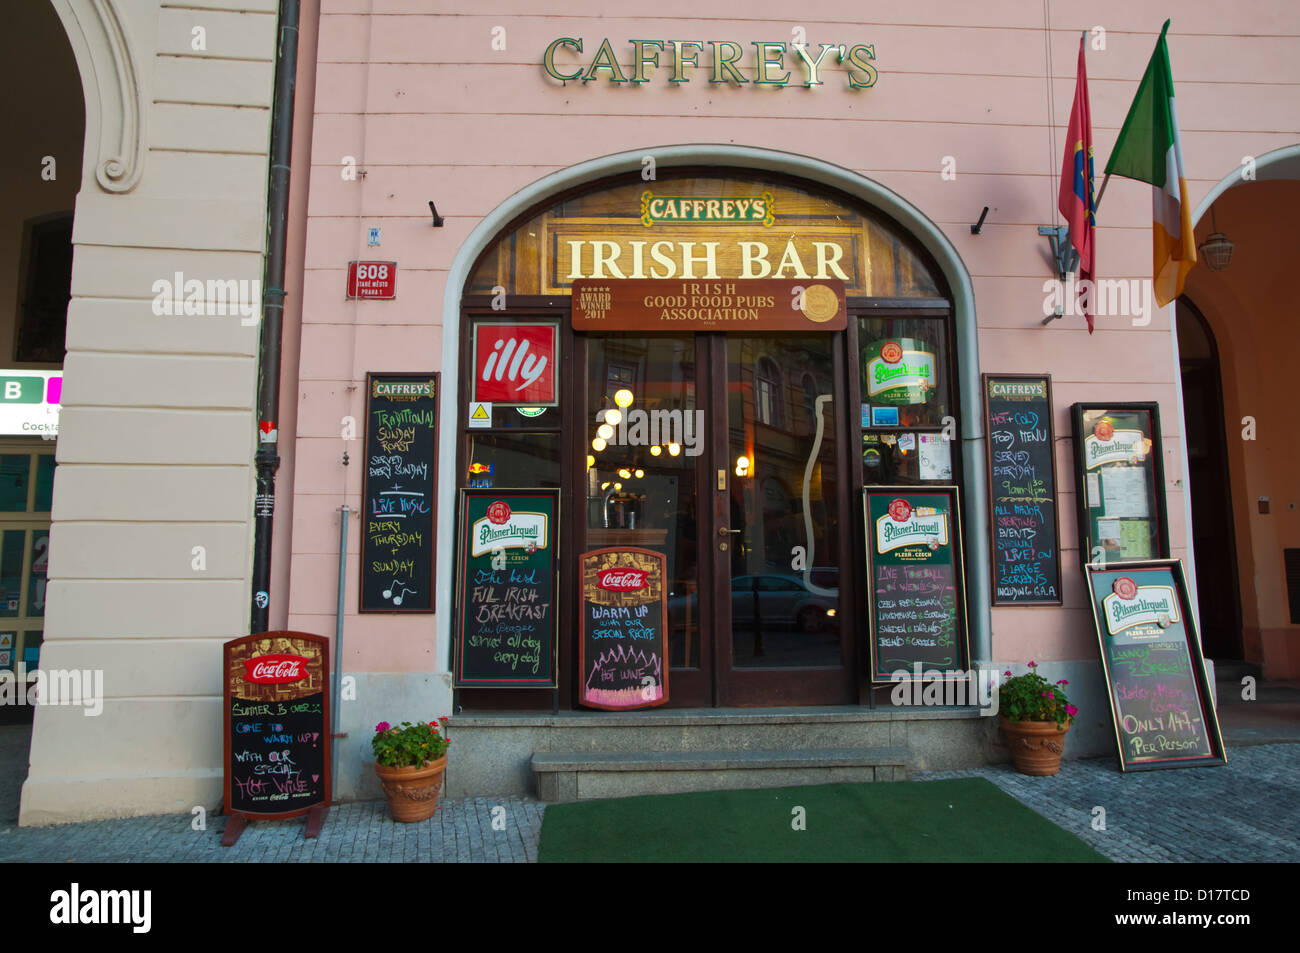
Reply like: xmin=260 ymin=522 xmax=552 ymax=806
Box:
xmin=1059 ymin=34 xmax=1097 ymax=332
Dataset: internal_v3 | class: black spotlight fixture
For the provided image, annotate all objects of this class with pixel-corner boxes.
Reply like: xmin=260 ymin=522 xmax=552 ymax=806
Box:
xmin=429 ymin=201 xmax=445 ymax=227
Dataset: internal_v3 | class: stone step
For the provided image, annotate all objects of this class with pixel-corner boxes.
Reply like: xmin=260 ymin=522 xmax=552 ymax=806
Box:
xmin=445 ymin=707 xmax=993 ymax=797
xmin=532 ymin=746 xmax=912 ymax=802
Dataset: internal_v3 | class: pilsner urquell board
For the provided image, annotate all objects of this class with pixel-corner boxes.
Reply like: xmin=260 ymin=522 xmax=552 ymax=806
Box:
xmin=579 ymin=547 xmax=669 ymax=710
xmin=223 ymin=631 xmax=330 ymax=819
xmin=983 ymin=374 xmax=1062 ymax=605
xmin=1086 ymin=559 xmax=1226 ymax=772
xmin=454 ymin=489 xmax=559 ymax=688
xmin=360 ymin=373 xmax=438 ymax=613
xmin=865 ymin=486 xmax=970 ymax=682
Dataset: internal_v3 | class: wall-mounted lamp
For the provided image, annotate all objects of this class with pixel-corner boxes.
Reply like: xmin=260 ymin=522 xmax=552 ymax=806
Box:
xmin=1198 ymin=205 xmax=1234 ymax=271
xmin=428 ymin=201 xmax=445 ymax=228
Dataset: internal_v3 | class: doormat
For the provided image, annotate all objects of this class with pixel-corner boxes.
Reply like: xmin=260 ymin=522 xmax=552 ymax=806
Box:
xmin=538 ymin=778 xmax=1109 ymax=863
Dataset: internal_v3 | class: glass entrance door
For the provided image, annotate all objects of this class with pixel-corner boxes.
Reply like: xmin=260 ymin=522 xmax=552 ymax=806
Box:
xmin=713 ymin=335 xmax=855 ymax=706
xmin=584 ymin=332 xmax=855 ymax=708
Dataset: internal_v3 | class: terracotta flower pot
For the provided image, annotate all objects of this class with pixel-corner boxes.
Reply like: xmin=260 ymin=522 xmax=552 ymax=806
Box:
xmin=374 ymin=755 xmax=447 ymax=822
xmin=1000 ymin=716 xmax=1070 ymax=776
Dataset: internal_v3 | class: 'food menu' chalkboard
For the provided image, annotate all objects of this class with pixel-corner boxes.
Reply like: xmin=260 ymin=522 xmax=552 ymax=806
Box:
xmin=865 ymin=487 xmax=970 ymax=682
xmin=579 ymin=547 xmax=669 ymax=711
xmin=983 ymin=374 xmax=1062 ymax=605
xmin=361 ymin=373 xmax=439 ymax=613
xmin=223 ymin=631 xmax=330 ymax=819
xmin=1086 ymin=560 xmax=1226 ymax=772
xmin=454 ymin=489 xmax=558 ymax=688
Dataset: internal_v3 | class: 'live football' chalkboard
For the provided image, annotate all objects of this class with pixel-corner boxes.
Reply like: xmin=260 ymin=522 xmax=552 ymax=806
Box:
xmin=983 ymin=374 xmax=1062 ymax=605
xmin=454 ymin=489 xmax=559 ymax=688
xmin=361 ymin=373 xmax=438 ymax=612
xmin=865 ymin=486 xmax=970 ymax=682
xmin=223 ymin=631 xmax=330 ymax=819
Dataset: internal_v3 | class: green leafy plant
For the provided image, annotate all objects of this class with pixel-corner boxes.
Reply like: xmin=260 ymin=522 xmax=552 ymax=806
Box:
xmin=371 ymin=717 xmax=450 ymax=768
xmin=999 ymin=662 xmax=1077 ymax=729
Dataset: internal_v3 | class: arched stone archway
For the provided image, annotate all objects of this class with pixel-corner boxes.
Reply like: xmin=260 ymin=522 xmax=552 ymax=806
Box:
xmin=1179 ymin=145 xmax=1300 ymax=677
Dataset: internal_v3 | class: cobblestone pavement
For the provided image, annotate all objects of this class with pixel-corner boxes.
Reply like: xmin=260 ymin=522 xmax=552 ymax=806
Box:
xmin=917 ymin=742 xmax=1300 ymax=862
xmin=3 ymin=722 xmax=1296 ymax=862
xmin=0 ymin=791 xmax=546 ymax=863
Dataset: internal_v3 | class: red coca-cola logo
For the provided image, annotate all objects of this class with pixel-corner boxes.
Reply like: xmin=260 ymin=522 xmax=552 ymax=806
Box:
xmin=880 ymin=341 xmax=903 ymax=364
xmin=597 ymin=569 xmax=648 ymax=591
xmin=486 ymin=501 xmax=511 ymax=525
xmin=887 ymin=498 xmax=911 ymax=522
xmin=1113 ymin=576 xmax=1138 ymax=601
xmin=244 ymin=654 xmax=309 ymax=684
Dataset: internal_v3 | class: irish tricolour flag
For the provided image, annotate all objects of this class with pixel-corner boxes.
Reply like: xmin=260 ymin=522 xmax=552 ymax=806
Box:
xmin=1104 ymin=20 xmax=1196 ymax=307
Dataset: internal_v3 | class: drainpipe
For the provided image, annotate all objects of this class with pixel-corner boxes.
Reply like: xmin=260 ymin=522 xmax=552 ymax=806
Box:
xmin=250 ymin=0 xmax=302 ymax=633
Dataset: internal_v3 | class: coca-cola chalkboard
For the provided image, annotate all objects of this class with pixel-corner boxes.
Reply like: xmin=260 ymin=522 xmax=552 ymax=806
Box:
xmin=983 ymin=374 xmax=1062 ymax=605
xmin=223 ymin=632 xmax=330 ymax=824
xmin=1086 ymin=560 xmax=1226 ymax=772
xmin=454 ymin=489 xmax=559 ymax=688
xmin=361 ymin=373 xmax=438 ymax=613
xmin=865 ymin=487 xmax=970 ymax=682
xmin=579 ymin=548 xmax=669 ymax=711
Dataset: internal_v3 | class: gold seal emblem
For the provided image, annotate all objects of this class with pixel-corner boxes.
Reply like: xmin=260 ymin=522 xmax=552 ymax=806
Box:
xmin=800 ymin=284 xmax=839 ymax=323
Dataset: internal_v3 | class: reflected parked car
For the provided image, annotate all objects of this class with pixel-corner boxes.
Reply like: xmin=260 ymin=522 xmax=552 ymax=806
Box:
xmin=667 ymin=572 xmax=838 ymax=634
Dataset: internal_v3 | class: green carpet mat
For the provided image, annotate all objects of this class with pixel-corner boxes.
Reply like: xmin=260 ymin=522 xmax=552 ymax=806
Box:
xmin=538 ymin=778 xmax=1109 ymax=862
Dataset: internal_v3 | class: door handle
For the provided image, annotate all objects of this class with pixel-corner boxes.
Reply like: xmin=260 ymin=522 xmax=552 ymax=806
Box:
xmin=718 ymin=527 xmax=741 ymax=536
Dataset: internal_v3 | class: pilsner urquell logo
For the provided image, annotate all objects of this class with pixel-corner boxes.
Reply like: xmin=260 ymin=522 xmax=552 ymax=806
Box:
xmin=876 ymin=499 xmax=948 ymax=553
xmin=1084 ymin=429 xmax=1148 ymax=468
xmin=470 ymin=505 xmax=548 ymax=557
xmin=865 ymin=340 xmax=936 ymax=398
xmin=1103 ymin=581 xmax=1180 ymax=635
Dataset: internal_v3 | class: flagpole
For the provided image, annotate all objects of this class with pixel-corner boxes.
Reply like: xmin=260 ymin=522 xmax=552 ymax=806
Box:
xmin=1094 ymin=173 xmax=1111 ymax=213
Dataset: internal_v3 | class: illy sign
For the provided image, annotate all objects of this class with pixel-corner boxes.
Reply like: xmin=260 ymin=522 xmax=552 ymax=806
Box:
xmin=472 ymin=322 xmax=558 ymax=406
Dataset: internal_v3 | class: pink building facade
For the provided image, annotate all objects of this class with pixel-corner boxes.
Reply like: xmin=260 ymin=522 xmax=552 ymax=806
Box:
xmin=271 ymin=1 xmax=1300 ymax=799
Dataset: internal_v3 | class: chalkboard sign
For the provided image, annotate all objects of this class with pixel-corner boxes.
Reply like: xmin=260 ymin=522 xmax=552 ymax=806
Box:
xmin=223 ymin=632 xmax=330 ymax=820
xmin=361 ymin=373 xmax=439 ymax=613
xmin=1086 ymin=560 xmax=1226 ymax=771
xmin=865 ymin=487 xmax=970 ymax=682
xmin=454 ymin=489 xmax=559 ymax=687
xmin=983 ymin=374 xmax=1062 ymax=605
xmin=579 ymin=547 xmax=669 ymax=711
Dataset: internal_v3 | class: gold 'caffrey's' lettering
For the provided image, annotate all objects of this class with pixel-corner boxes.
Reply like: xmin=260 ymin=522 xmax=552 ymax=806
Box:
xmin=543 ymin=38 xmax=880 ymax=89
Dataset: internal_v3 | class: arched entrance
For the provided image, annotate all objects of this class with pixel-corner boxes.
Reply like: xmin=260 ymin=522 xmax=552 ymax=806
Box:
xmin=0 ymin=2 xmax=82 ymax=706
xmin=1181 ymin=145 xmax=1300 ymax=678
xmin=434 ymin=149 xmax=988 ymax=707
xmin=1177 ymin=297 xmax=1242 ymax=660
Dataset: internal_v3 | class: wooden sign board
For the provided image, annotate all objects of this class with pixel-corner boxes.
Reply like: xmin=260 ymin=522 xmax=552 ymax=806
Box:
xmin=865 ymin=486 xmax=970 ymax=682
xmin=361 ymin=373 xmax=438 ymax=612
xmin=222 ymin=631 xmax=330 ymax=845
xmin=454 ymin=489 xmax=559 ymax=687
xmin=579 ymin=547 xmax=669 ymax=710
xmin=571 ymin=278 xmax=846 ymax=332
xmin=983 ymin=374 xmax=1062 ymax=604
xmin=1071 ymin=402 xmax=1169 ymax=566
xmin=1086 ymin=560 xmax=1226 ymax=771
